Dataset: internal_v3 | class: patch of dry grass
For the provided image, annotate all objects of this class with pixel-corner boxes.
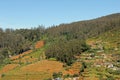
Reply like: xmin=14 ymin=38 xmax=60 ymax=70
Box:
xmin=0 ymin=64 xmax=19 ymax=74
xmin=21 ymin=60 xmax=63 ymax=73
xmin=10 ymin=50 xmax=33 ymax=60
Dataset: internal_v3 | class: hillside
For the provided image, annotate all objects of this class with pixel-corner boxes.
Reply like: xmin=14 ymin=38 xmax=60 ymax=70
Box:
xmin=0 ymin=13 xmax=120 ymax=80
xmin=84 ymin=28 xmax=120 ymax=80
xmin=46 ymin=13 xmax=120 ymax=39
xmin=87 ymin=28 xmax=120 ymax=50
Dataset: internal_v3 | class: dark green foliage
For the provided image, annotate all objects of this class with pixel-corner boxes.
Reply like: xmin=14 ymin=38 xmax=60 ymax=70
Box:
xmin=0 ymin=26 xmax=45 ymax=65
xmin=45 ymin=39 xmax=89 ymax=65
xmin=52 ymin=72 xmax=58 ymax=79
xmin=72 ymin=74 xmax=79 ymax=77
xmin=79 ymin=62 xmax=87 ymax=74
xmin=52 ymin=72 xmax=63 ymax=79
xmin=63 ymin=74 xmax=71 ymax=78
xmin=1 ymin=73 xmax=6 ymax=78
xmin=106 ymin=75 xmax=115 ymax=80
xmin=80 ymin=65 xmax=84 ymax=73
xmin=46 ymin=13 xmax=120 ymax=40
xmin=0 ymin=48 xmax=9 ymax=64
xmin=14 ymin=26 xmax=45 ymax=42
xmin=82 ymin=62 xmax=87 ymax=68
xmin=108 ymin=69 xmax=120 ymax=75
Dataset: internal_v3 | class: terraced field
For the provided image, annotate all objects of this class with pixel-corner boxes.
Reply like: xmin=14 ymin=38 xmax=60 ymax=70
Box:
xmin=0 ymin=60 xmax=64 ymax=80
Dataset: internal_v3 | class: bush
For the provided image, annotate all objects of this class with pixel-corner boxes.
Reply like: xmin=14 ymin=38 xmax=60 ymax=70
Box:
xmin=80 ymin=66 xmax=84 ymax=73
xmin=73 ymin=74 xmax=79 ymax=77
xmin=106 ymin=75 xmax=115 ymax=80
xmin=45 ymin=39 xmax=89 ymax=65
xmin=63 ymin=74 xmax=71 ymax=78
xmin=82 ymin=62 xmax=87 ymax=68
xmin=52 ymin=72 xmax=63 ymax=79
xmin=1 ymin=73 xmax=6 ymax=78
xmin=107 ymin=69 xmax=120 ymax=75
xmin=79 ymin=62 xmax=87 ymax=74
xmin=3 ymin=58 xmax=11 ymax=64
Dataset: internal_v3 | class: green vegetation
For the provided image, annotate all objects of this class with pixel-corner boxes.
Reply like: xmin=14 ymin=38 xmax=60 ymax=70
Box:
xmin=45 ymin=39 xmax=90 ymax=65
xmin=0 ymin=13 xmax=120 ymax=80
xmin=0 ymin=26 xmax=45 ymax=65
xmin=52 ymin=72 xmax=63 ymax=79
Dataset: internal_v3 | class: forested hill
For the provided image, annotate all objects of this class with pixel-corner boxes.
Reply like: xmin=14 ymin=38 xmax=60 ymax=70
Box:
xmin=0 ymin=13 xmax=120 ymax=65
xmin=46 ymin=13 xmax=120 ymax=39
xmin=45 ymin=13 xmax=120 ymax=65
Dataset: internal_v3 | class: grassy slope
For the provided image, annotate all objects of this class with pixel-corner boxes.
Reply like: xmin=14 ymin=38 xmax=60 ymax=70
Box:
xmin=0 ymin=39 xmax=83 ymax=80
xmin=84 ymin=27 xmax=120 ymax=80
xmin=87 ymin=28 xmax=120 ymax=51
xmin=0 ymin=49 xmax=46 ymax=80
xmin=0 ymin=41 xmax=51 ymax=80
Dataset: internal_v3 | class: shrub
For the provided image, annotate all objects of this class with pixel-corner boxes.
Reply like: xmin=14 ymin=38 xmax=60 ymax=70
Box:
xmin=63 ymin=74 xmax=71 ymax=78
xmin=52 ymin=72 xmax=63 ymax=79
xmin=73 ymin=74 xmax=79 ymax=77
xmin=1 ymin=73 xmax=5 ymax=78
xmin=80 ymin=66 xmax=84 ymax=73
xmin=3 ymin=58 xmax=11 ymax=64
xmin=106 ymin=75 xmax=115 ymax=80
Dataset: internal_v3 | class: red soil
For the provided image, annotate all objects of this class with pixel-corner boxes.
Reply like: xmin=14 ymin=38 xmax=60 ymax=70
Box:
xmin=35 ymin=40 xmax=44 ymax=49
xmin=10 ymin=50 xmax=33 ymax=60
xmin=63 ymin=62 xmax=82 ymax=75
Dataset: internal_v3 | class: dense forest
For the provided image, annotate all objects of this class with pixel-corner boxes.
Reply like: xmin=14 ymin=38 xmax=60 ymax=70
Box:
xmin=0 ymin=13 xmax=120 ymax=65
xmin=0 ymin=26 xmax=45 ymax=64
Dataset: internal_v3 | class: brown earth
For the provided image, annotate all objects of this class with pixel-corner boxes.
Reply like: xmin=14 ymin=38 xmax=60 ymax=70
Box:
xmin=13 ymin=56 xmax=38 ymax=63
xmin=63 ymin=62 xmax=82 ymax=75
xmin=35 ymin=40 xmax=44 ymax=49
xmin=10 ymin=50 xmax=33 ymax=60
xmin=21 ymin=60 xmax=63 ymax=73
xmin=0 ymin=64 xmax=19 ymax=74
xmin=86 ymin=40 xmax=97 ymax=49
